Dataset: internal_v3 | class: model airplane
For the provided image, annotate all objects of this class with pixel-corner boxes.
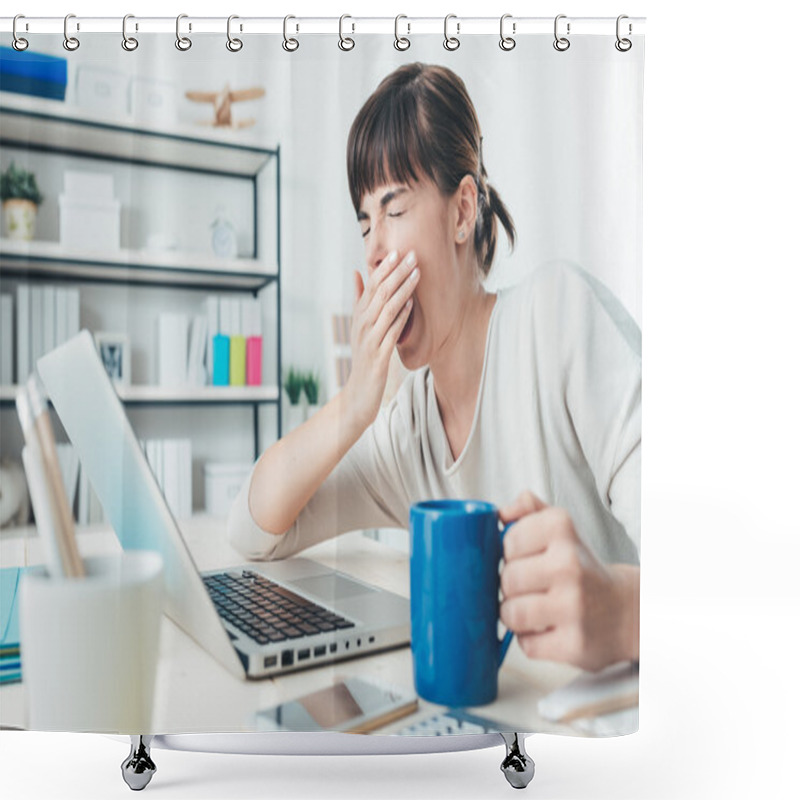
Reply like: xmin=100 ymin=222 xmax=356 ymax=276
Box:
xmin=185 ymin=83 xmax=265 ymax=128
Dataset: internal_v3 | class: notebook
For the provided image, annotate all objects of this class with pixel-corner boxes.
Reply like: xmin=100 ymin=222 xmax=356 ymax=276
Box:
xmin=36 ymin=330 xmax=410 ymax=680
xmin=0 ymin=567 xmax=27 ymax=685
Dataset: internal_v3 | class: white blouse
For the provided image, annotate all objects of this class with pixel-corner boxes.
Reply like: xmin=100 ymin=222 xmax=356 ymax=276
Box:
xmin=227 ymin=259 xmax=641 ymax=566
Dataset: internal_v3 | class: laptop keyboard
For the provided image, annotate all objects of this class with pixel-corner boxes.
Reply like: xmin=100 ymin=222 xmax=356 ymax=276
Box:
xmin=203 ymin=570 xmax=356 ymax=646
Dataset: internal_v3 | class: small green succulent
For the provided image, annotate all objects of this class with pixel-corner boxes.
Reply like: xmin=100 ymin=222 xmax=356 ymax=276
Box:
xmin=0 ymin=161 xmax=44 ymax=205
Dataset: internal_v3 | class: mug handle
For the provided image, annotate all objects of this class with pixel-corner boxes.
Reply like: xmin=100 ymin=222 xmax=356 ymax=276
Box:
xmin=498 ymin=519 xmax=515 ymax=667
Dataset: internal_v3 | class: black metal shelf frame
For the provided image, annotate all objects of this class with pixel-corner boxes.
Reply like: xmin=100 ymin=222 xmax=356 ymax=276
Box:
xmin=0 ymin=99 xmax=283 ymax=459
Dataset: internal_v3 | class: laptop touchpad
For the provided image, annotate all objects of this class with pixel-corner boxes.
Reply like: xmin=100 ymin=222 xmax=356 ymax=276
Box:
xmin=292 ymin=574 xmax=377 ymax=602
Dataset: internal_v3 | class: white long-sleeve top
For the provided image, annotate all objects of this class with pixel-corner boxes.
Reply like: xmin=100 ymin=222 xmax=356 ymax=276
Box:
xmin=227 ymin=259 xmax=641 ymax=566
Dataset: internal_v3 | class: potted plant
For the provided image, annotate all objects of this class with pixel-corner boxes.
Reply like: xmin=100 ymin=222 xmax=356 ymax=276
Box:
xmin=283 ymin=366 xmax=305 ymax=432
xmin=302 ymin=370 xmax=321 ymax=421
xmin=1 ymin=161 xmax=44 ymax=241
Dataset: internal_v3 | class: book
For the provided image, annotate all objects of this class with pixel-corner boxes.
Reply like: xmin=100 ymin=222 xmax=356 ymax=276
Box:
xmin=55 ymin=287 xmax=69 ymax=346
xmin=43 ymin=285 xmax=56 ymax=355
xmin=243 ymin=298 xmax=262 ymax=386
xmin=212 ymin=333 xmax=230 ymax=385
xmin=169 ymin=439 xmax=181 ymax=519
xmin=187 ymin=314 xmax=208 ymax=387
xmin=0 ymin=294 xmax=12 ymax=385
xmin=16 ymin=283 xmax=29 ymax=383
xmin=179 ymin=439 xmax=192 ymax=519
xmin=204 ymin=295 xmax=220 ymax=385
xmin=219 ymin=297 xmax=233 ymax=336
xmin=229 ymin=335 xmax=246 ymax=386
xmin=231 ymin=297 xmax=242 ymax=337
xmin=157 ymin=311 xmax=189 ymax=387
xmin=246 ymin=336 xmax=262 ymax=385
xmin=30 ymin=285 xmax=44 ymax=369
xmin=67 ymin=288 xmax=80 ymax=339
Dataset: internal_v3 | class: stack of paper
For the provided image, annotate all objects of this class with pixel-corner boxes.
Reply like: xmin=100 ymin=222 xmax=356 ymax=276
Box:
xmin=0 ymin=567 xmax=27 ymax=685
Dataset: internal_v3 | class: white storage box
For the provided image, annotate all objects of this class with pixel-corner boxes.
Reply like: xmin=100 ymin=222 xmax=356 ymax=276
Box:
xmin=204 ymin=462 xmax=252 ymax=518
xmin=129 ymin=76 xmax=178 ymax=126
xmin=58 ymin=195 xmax=121 ymax=251
xmin=63 ymin=170 xmax=115 ymax=202
xmin=75 ymin=65 xmax=129 ymax=116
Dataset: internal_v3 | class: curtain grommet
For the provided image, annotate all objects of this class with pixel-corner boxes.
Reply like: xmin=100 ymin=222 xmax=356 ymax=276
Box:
xmin=226 ymin=15 xmax=243 ymax=52
xmin=499 ymin=14 xmax=516 ymax=51
xmin=444 ymin=14 xmax=460 ymax=51
xmin=63 ymin=14 xmax=80 ymax=51
xmin=615 ymin=15 xmax=633 ymax=52
xmin=283 ymin=15 xmax=299 ymax=52
xmin=338 ymin=14 xmax=355 ymax=51
xmin=121 ymin=14 xmax=138 ymax=51
xmin=553 ymin=14 xmax=570 ymax=52
xmin=394 ymin=15 xmax=411 ymax=51
xmin=12 ymin=14 xmax=29 ymax=51
xmin=176 ymin=14 xmax=192 ymax=51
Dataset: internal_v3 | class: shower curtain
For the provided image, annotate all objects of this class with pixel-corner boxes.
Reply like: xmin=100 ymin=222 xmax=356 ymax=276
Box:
xmin=0 ymin=19 xmax=643 ymax=742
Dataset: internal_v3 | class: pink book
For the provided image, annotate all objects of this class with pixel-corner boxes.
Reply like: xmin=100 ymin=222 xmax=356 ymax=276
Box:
xmin=246 ymin=336 xmax=262 ymax=385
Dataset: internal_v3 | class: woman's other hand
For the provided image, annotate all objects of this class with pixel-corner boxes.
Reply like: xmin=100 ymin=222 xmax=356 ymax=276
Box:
xmin=499 ymin=491 xmax=640 ymax=672
xmin=343 ymin=249 xmax=420 ymax=430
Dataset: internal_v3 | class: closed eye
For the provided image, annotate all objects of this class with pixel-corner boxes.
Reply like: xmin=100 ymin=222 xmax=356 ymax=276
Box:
xmin=361 ymin=211 xmax=405 ymax=239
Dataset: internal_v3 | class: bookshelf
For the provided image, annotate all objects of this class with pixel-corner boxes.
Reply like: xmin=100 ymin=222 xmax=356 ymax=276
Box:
xmin=0 ymin=238 xmax=277 ymax=292
xmin=0 ymin=90 xmax=283 ymax=520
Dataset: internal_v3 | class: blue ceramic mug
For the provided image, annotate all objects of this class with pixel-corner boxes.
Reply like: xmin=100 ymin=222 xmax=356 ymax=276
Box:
xmin=409 ymin=499 xmax=514 ymax=707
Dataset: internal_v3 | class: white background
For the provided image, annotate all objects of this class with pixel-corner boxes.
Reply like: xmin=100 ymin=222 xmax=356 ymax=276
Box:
xmin=2 ymin=1 xmax=799 ymax=798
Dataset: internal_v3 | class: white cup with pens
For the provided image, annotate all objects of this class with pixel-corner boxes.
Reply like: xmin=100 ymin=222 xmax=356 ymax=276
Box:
xmin=16 ymin=375 xmax=165 ymax=733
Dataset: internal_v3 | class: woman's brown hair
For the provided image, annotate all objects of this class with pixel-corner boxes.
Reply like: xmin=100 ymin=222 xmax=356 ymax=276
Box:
xmin=347 ymin=62 xmax=516 ymax=277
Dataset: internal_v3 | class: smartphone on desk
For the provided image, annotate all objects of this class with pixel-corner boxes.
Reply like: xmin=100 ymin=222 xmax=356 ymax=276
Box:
xmin=255 ymin=677 xmax=418 ymax=734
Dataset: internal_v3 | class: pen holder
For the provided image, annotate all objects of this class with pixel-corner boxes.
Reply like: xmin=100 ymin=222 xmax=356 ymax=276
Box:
xmin=19 ymin=551 xmax=164 ymax=733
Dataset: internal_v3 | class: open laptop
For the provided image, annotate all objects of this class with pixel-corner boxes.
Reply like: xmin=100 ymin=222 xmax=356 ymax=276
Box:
xmin=36 ymin=330 xmax=410 ymax=680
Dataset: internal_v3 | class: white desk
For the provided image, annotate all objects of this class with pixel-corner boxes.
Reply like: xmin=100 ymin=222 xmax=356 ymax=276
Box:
xmin=0 ymin=517 xmax=598 ymax=736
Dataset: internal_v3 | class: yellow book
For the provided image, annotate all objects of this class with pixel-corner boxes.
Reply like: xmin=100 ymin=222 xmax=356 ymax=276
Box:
xmin=229 ymin=335 xmax=246 ymax=386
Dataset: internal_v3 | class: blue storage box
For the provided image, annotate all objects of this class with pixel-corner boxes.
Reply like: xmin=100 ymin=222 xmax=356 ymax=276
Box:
xmin=0 ymin=46 xmax=67 ymax=101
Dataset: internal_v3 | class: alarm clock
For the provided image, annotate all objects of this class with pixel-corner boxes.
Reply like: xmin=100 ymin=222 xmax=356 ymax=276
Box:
xmin=211 ymin=210 xmax=238 ymax=259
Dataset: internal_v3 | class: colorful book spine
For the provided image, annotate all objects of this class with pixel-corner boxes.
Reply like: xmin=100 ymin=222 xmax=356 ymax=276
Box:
xmin=229 ymin=335 xmax=246 ymax=386
xmin=212 ymin=333 xmax=230 ymax=385
xmin=246 ymin=336 xmax=262 ymax=385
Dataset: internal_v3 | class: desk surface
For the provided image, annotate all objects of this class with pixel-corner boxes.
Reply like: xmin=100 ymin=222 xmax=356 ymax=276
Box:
xmin=1 ymin=517 xmax=622 ymax=737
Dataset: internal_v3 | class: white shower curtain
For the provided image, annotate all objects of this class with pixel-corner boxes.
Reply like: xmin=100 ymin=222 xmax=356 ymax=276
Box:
xmin=0 ymin=14 xmax=643 ymax=753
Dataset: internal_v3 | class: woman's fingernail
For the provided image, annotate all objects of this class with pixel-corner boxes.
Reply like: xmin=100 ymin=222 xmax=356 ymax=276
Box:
xmin=410 ymin=268 xmax=419 ymax=281
xmin=387 ymin=250 xmax=398 ymax=264
xmin=405 ymin=250 xmax=416 ymax=266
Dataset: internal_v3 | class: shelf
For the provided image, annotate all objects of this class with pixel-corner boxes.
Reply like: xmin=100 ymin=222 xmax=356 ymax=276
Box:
xmin=0 ymin=383 xmax=279 ymax=407
xmin=0 ymin=238 xmax=278 ymax=292
xmin=0 ymin=91 xmax=276 ymax=178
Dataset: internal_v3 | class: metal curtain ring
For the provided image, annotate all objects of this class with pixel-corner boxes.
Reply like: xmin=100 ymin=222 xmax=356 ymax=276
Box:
xmin=122 ymin=14 xmax=138 ymax=51
xmin=444 ymin=14 xmax=460 ymax=51
xmin=615 ymin=14 xmax=632 ymax=52
xmin=394 ymin=15 xmax=410 ymax=51
xmin=226 ymin=15 xmax=242 ymax=52
xmin=283 ymin=15 xmax=299 ymax=52
xmin=553 ymin=14 xmax=570 ymax=52
xmin=338 ymin=14 xmax=355 ymax=51
xmin=63 ymin=13 xmax=80 ymax=51
xmin=176 ymin=14 xmax=192 ymax=51
xmin=12 ymin=15 xmax=29 ymax=51
xmin=499 ymin=14 xmax=515 ymax=51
